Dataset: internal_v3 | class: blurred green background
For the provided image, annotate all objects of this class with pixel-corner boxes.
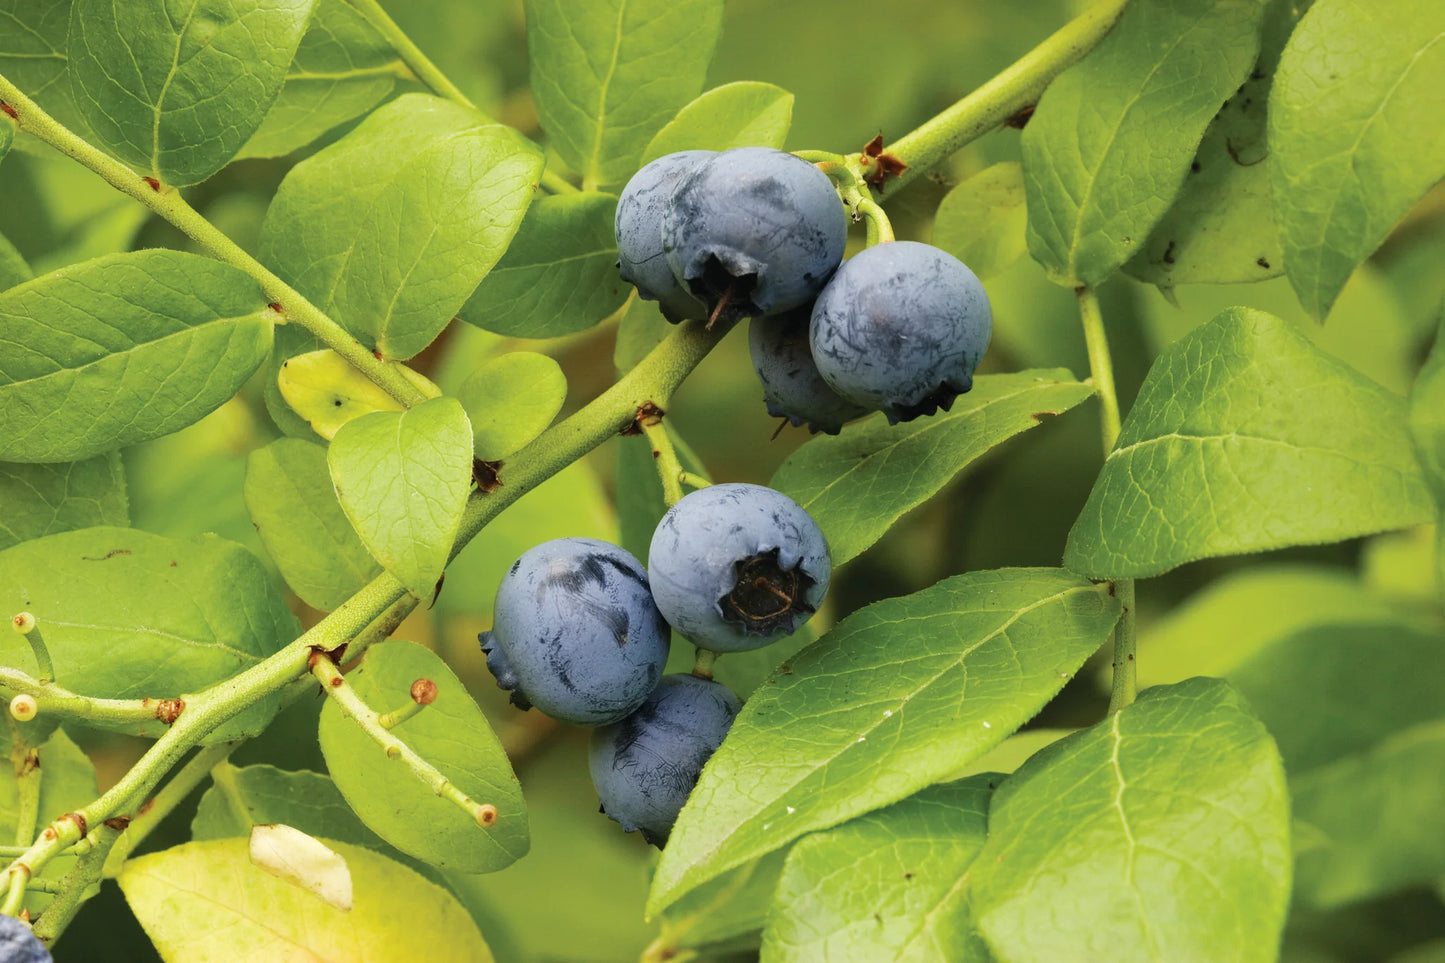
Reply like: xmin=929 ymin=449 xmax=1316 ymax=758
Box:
xmin=3 ymin=0 xmax=1442 ymax=961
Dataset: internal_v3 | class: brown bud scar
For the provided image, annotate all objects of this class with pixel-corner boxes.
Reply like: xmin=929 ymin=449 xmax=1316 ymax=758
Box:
xmin=476 ymin=804 xmax=499 ymax=828
xmin=42 ymin=827 xmax=56 ymax=840
xmin=634 ymin=401 xmax=664 ymax=429
xmin=104 ymin=816 xmax=132 ymax=832
xmin=472 ymin=458 xmax=503 ymax=493
xmin=61 ymin=813 xmax=88 ymax=837
xmin=155 ymin=699 xmax=185 ymax=725
xmin=329 ymin=676 xmax=343 ymax=687
xmin=372 ymin=349 xmax=384 ymax=360
xmin=1 ymin=101 xmax=17 ymax=119
xmin=138 ymin=798 xmax=156 ymax=817
xmin=410 ymin=678 xmax=438 ymax=705
xmin=859 ymin=134 xmax=907 ymax=188
xmin=267 ymin=302 xmax=284 ymax=314
xmin=1004 ymin=105 xmax=1036 ymax=129
xmin=142 ymin=176 xmax=161 ymax=192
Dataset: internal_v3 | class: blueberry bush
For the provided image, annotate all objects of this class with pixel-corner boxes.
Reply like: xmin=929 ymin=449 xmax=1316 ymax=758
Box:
xmin=0 ymin=0 xmax=1442 ymax=960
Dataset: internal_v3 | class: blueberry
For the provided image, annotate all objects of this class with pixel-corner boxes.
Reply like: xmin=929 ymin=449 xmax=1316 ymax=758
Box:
xmin=590 ymin=673 xmax=741 ymax=846
xmin=810 ymin=241 xmax=992 ymax=423
xmin=615 ymin=151 xmax=715 ymax=323
xmin=479 ymin=538 xmax=671 ymax=726
xmin=662 ymin=147 xmax=847 ymax=324
xmin=648 ymin=483 xmax=830 ymax=652
xmin=749 ymin=305 xmax=871 ymax=434
xmin=0 ymin=915 xmax=51 ymax=962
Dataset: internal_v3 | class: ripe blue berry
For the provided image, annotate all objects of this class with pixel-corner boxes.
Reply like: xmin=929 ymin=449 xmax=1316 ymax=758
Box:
xmin=615 ymin=150 xmax=714 ymax=323
xmin=749 ymin=306 xmax=870 ymax=434
xmin=590 ymin=673 xmax=741 ymax=846
xmin=810 ymin=241 xmax=992 ymax=423
xmin=479 ymin=538 xmax=671 ymax=726
xmin=0 ymin=915 xmax=51 ymax=963
xmin=648 ymin=483 xmax=830 ymax=652
xmin=662 ymin=147 xmax=847 ymax=324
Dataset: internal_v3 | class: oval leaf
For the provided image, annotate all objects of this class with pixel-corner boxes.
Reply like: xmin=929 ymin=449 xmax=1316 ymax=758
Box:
xmin=259 ymin=93 xmax=544 ymax=359
xmin=194 ymin=764 xmax=379 ymax=846
xmin=244 ymin=438 xmax=381 ymax=610
xmin=0 ymin=1 xmax=83 ymax=133
xmin=526 ymin=0 xmax=724 ymax=188
xmin=641 ymin=81 xmax=795 ymax=164
xmin=328 ymin=397 xmax=472 ymax=597
xmin=318 ymin=641 xmax=528 ymax=873
xmin=972 ymin=678 xmax=1292 ymax=963
xmin=1270 ymin=0 xmax=1445 ymax=318
xmin=457 ymin=352 xmax=567 ymax=460
xmin=932 ymin=162 xmax=1028 ymax=281
xmin=1294 ymin=719 xmax=1445 ymax=909
xmin=1022 ymin=0 xmax=1267 ymax=287
xmin=648 ymin=568 xmax=1122 ymax=915
xmin=459 ymin=192 xmax=631 ymax=338
xmin=277 ymin=348 xmax=441 ymax=442
xmin=762 ymin=777 xmax=995 ymax=963
xmin=0 ymin=527 xmax=299 ymax=738
xmin=240 ymin=0 xmax=405 ymax=159
xmin=1065 ymin=307 xmax=1437 ymax=578
xmin=67 ymin=0 xmax=317 ymax=185
xmin=120 ymin=838 xmax=495 ymax=962
xmin=0 ymin=453 xmax=128 ymax=551
xmin=771 ymin=370 xmax=1094 ymax=567
xmin=657 ymin=851 xmax=789 ymax=956
xmin=0 ymin=250 xmax=273 ymax=463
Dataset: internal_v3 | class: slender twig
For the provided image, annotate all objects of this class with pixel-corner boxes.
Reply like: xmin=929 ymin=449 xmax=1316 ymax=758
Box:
xmin=30 ymin=825 xmax=121 ymax=946
xmin=1076 ymin=286 xmax=1137 ymax=714
xmin=640 ymin=420 xmax=686 ymax=508
xmin=309 ymin=654 xmax=498 ymax=829
xmin=9 ymin=614 xmax=53 ymax=683
xmin=873 ymin=0 xmax=1131 ymax=197
xmin=345 ymin=0 xmax=477 ymax=110
xmin=0 ymin=668 xmax=163 ymax=728
xmin=0 ymin=73 xmax=428 ymax=408
xmin=678 ymin=471 xmax=711 ymax=491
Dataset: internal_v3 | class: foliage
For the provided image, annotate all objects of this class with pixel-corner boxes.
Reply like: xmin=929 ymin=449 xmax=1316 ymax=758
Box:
xmin=0 ymin=0 xmax=1442 ymax=961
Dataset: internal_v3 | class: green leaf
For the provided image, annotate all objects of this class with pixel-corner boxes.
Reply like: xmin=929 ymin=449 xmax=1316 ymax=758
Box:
xmin=0 ymin=230 xmax=31 ymax=291
xmin=276 ymin=348 xmax=441 ymax=442
xmin=762 ymin=777 xmax=995 ymax=963
xmin=437 ymin=459 xmax=618 ymax=621
xmin=244 ymin=438 xmax=380 ymax=610
xmin=240 ymin=0 xmax=406 ymax=159
xmin=771 ymin=370 xmax=1094 ymax=567
xmin=946 ymin=727 xmax=1075 ymax=782
xmin=327 ymin=397 xmax=472 ymax=597
xmin=259 ymin=93 xmax=544 ymax=360
xmin=0 ymin=527 xmax=299 ymax=738
xmin=1269 ymin=0 xmax=1445 ymax=318
xmin=1126 ymin=0 xmax=1306 ymax=285
xmin=318 ymin=641 xmax=528 ymax=873
xmin=932 ymin=162 xmax=1028 ymax=281
xmin=525 ymin=0 xmax=724 ymax=188
xmin=1294 ymin=720 xmax=1445 ymax=908
xmin=0 ymin=729 xmax=97 ymax=916
xmin=658 ymin=850 xmax=789 ymax=956
xmin=458 ymin=192 xmax=631 ymax=339
xmin=613 ymin=295 xmax=673 ymax=373
xmin=120 ymin=838 xmax=495 ymax=962
xmin=1022 ymin=0 xmax=1268 ymax=287
xmin=192 ymin=763 xmax=377 ymax=845
xmin=648 ymin=568 xmax=1121 ymax=915
xmin=0 ymin=453 xmax=128 ymax=551
xmin=0 ymin=0 xmax=88 ymax=135
xmin=457 ymin=352 xmax=568 ymax=460
xmin=972 ymin=679 xmax=1292 ymax=963
xmin=1065 ymin=307 xmax=1436 ymax=578
xmin=641 ymin=81 xmax=794 ymax=164
xmin=1410 ymin=322 xmax=1445 ymax=598
xmin=67 ymin=0 xmax=317 ymax=185
xmin=0 ymin=112 xmax=11 ymax=161
xmin=0 ymin=250 xmax=273 ymax=463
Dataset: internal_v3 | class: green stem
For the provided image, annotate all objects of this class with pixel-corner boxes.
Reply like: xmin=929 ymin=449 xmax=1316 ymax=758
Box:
xmin=876 ymin=0 xmax=1130 ymax=197
xmin=0 ymin=73 xmax=427 ymax=408
xmin=1077 ymin=286 xmax=1137 ymax=714
xmin=1077 ymin=287 xmax=1122 ymax=454
xmin=541 ymin=169 xmax=580 ymax=194
xmin=23 ymin=879 xmax=62 ymax=895
xmin=0 ymin=668 xmax=161 ymax=728
xmin=310 ymin=655 xmax=497 ymax=828
xmin=9 ymin=614 xmax=53 ymax=683
xmin=857 ymin=197 xmax=895 ymax=246
xmin=678 ymin=471 xmax=711 ymax=491
xmin=691 ymin=648 xmax=719 ymax=681
xmin=797 ymin=152 xmax=894 ymax=244
xmin=31 ymin=826 xmax=121 ymax=946
xmin=640 ymin=420 xmax=685 ymax=507
xmin=345 ymin=0 xmax=476 ymax=110
xmin=101 ymin=741 xmax=241 ymax=878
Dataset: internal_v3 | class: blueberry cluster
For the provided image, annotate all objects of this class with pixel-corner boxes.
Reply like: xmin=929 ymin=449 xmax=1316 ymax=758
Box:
xmin=617 ymin=148 xmax=993 ymax=432
xmin=479 ymin=483 xmax=829 ymax=846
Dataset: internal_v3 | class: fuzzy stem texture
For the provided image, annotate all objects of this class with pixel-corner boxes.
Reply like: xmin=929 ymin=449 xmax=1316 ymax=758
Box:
xmin=0 ymin=72 xmax=427 ymax=408
xmin=640 ymin=420 xmax=686 ymax=508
